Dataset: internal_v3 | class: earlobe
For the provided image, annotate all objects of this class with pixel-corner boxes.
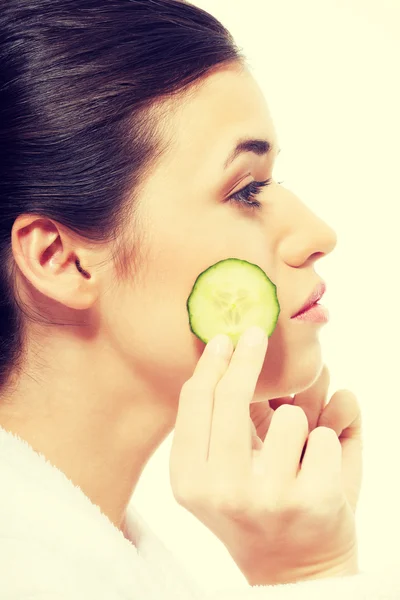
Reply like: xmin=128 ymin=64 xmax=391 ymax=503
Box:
xmin=55 ymin=255 xmax=98 ymax=310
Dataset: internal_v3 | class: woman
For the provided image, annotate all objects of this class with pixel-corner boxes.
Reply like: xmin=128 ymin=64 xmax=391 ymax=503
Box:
xmin=0 ymin=0 xmax=393 ymax=598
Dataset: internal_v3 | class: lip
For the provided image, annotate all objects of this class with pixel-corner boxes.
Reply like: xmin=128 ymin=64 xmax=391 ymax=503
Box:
xmin=291 ymin=281 xmax=326 ymax=319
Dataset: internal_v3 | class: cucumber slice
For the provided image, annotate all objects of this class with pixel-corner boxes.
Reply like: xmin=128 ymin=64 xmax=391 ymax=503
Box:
xmin=187 ymin=258 xmax=280 ymax=347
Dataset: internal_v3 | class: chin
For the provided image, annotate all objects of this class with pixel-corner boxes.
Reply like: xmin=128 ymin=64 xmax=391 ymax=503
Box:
xmin=253 ymin=340 xmax=324 ymax=401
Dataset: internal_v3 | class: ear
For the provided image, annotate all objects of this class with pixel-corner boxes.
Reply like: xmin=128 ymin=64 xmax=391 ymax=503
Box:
xmin=11 ymin=214 xmax=104 ymax=310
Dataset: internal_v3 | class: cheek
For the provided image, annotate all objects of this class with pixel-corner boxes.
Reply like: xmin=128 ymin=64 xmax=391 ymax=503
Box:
xmin=110 ymin=205 xmax=277 ymax=396
xmin=106 ymin=249 xmax=206 ymax=397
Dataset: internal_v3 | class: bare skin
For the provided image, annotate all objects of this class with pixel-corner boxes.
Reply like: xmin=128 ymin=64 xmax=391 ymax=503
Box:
xmin=0 ymin=63 xmax=338 ymax=536
xmin=171 ymin=334 xmax=362 ymax=585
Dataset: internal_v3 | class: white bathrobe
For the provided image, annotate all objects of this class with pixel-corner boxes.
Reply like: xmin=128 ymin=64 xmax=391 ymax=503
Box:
xmin=0 ymin=425 xmax=398 ymax=599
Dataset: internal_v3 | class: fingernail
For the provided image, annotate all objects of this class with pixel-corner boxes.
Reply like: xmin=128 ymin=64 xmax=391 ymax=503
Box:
xmin=240 ymin=326 xmax=267 ymax=347
xmin=207 ymin=334 xmax=232 ymax=355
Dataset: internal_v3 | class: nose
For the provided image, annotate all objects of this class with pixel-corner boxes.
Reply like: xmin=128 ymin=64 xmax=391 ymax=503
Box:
xmin=279 ymin=197 xmax=337 ymax=268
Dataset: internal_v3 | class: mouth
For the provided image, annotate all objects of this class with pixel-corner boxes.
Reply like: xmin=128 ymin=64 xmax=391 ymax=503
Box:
xmin=291 ymin=281 xmax=326 ymax=319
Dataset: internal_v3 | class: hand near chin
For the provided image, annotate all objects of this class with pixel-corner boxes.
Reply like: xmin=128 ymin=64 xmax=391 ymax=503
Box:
xmin=250 ymin=365 xmax=363 ymax=514
xmin=249 ymin=366 xmax=332 ymax=446
xmin=170 ymin=328 xmax=363 ymax=586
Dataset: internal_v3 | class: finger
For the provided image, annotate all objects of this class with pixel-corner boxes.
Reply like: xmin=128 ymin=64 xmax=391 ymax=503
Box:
xmin=259 ymin=404 xmax=309 ymax=489
xmin=340 ymin=431 xmax=363 ymax=512
xmin=293 ymin=364 xmax=330 ymax=432
xmin=207 ymin=326 xmax=268 ymax=472
xmin=317 ymin=390 xmax=363 ymax=510
xmin=297 ymin=426 xmax=342 ymax=499
xmin=249 ymin=400 xmax=275 ymax=442
xmin=191 ymin=334 xmax=234 ymax=383
xmin=170 ymin=334 xmax=233 ymax=480
xmin=317 ymin=389 xmax=361 ymax=439
xmin=250 ymin=396 xmax=294 ymax=443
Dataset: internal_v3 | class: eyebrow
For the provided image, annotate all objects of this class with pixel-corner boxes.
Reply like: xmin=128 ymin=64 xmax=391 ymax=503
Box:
xmin=224 ymin=138 xmax=280 ymax=169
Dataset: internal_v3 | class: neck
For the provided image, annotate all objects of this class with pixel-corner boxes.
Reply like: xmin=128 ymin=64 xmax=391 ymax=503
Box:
xmin=0 ymin=346 xmax=178 ymax=532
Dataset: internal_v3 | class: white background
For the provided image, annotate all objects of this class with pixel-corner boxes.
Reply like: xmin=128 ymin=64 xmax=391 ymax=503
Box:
xmin=131 ymin=0 xmax=400 ymax=592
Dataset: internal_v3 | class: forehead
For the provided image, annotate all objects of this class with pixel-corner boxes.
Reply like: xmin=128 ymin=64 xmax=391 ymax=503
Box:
xmin=158 ymin=64 xmax=278 ymax=173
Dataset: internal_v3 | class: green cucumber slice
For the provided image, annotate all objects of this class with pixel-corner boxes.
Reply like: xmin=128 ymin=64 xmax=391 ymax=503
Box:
xmin=187 ymin=258 xmax=280 ymax=347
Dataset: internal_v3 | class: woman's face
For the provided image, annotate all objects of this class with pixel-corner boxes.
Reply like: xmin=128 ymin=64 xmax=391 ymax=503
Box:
xmin=103 ymin=64 xmax=337 ymax=403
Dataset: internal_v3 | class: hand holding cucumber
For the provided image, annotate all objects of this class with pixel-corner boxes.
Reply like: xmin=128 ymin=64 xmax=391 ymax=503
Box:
xmin=169 ymin=259 xmax=363 ymax=586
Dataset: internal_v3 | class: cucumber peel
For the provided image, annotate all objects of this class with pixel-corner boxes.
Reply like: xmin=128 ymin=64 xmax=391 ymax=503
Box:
xmin=187 ymin=258 xmax=280 ymax=347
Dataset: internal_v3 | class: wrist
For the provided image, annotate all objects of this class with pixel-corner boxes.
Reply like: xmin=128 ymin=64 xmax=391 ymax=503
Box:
xmin=242 ymin=547 xmax=359 ymax=587
xmin=292 ymin=550 xmax=359 ymax=583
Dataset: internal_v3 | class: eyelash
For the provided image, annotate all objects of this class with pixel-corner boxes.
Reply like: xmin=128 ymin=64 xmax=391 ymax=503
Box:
xmin=228 ymin=178 xmax=284 ymax=210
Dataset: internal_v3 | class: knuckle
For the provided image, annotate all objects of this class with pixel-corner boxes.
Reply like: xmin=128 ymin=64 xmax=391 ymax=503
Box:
xmin=308 ymin=484 xmax=341 ymax=508
xmin=294 ymin=476 xmax=343 ymax=514
xmin=336 ymin=388 xmax=358 ymax=403
xmin=210 ymin=480 xmax=250 ymax=517
xmin=253 ymin=495 xmax=283 ymax=518
xmin=171 ymin=480 xmax=204 ymax=510
xmin=281 ymin=501 xmax=309 ymax=525
xmin=329 ymin=389 xmax=361 ymax=417
xmin=285 ymin=494 xmax=334 ymax=524
xmin=214 ymin=493 xmax=249 ymax=518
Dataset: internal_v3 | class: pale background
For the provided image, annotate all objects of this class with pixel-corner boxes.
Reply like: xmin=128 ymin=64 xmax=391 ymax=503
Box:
xmin=131 ymin=0 xmax=400 ymax=592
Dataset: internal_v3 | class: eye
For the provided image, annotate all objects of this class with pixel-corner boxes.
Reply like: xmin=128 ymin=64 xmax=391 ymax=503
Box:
xmin=227 ymin=178 xmax=273 ymax=210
